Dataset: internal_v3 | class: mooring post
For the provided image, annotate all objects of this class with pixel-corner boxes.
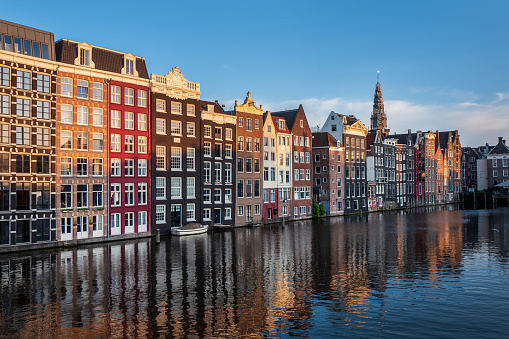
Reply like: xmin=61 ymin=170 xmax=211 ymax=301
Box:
xmin=156 ymin=229 xmax=160 ymax=244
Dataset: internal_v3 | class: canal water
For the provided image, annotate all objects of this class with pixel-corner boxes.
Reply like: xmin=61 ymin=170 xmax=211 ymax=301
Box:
xmin=0 ymin=206 xmax=508 ymax=338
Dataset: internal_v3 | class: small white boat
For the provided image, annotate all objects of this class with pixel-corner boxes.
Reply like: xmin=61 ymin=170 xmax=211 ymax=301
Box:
xmin=171 ymin=223 xmax=209 ymax=236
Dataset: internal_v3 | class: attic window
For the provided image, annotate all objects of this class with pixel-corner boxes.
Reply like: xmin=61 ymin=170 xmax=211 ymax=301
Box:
xmin=80 ymin=49 xmax=89 ymax=66
xmin=207 ymin=105 xmax=214 ymax=112
xmin=279 ymin=120 xmax=285 ymax=130
xmin=331 ymin=115 xmax=335 ymax=120
xmin=300 ymin=120 xmax=303 ymax=127
xmin=125 ymin=59 xmax=134 ymax=75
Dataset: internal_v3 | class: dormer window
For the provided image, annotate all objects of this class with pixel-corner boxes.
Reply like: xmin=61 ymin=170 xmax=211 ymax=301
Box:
xmin=80 ymin=49 xmax=89 ymax=66
xmin=125 ymin=59 xmax=134 ymax=75
xmin=331 ymin=115 xmax=335 ymax=120
xmin=279 ymin=120 xmax=285 ymax=130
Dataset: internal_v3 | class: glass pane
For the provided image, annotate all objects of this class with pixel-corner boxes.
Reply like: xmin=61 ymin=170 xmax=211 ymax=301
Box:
xmin=23 ymin=40 xmax=31 ymax=56
xmin=41 ymin=44 xmax=49 ymax=59
xmin=32 ymin=42 xmax=40 ymax=58
xmin=14 ymin=38 xmax=21 ymax=53
xmin=4 ymin=36 xmax=12 ymax=51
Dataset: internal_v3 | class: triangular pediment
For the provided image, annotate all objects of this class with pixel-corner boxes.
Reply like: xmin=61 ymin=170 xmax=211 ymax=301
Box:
xmin=350 ymin=120 xmax=368 ymax=131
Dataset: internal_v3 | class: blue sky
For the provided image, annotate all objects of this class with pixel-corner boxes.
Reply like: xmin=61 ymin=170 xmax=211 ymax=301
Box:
xmin=3 ymin=1 xmax=508 ymax=146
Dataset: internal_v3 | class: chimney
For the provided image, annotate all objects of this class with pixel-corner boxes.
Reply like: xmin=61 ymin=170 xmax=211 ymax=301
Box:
xmin=499 ymin=137 xmax=503 ymax=143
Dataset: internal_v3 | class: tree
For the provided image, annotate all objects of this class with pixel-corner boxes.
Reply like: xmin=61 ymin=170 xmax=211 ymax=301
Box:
xmin=312 ymin=198 xmax=326 ymax=218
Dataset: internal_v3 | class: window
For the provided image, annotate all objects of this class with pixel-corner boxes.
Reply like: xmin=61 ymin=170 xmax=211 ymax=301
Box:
xmin=203 ymin=209 xmax=211 ymax=220
xmin=92 ymin=108 xmax=103 ymax=127
xmin=111 ymin=86 xmax=121 ymax=103
xmin=92 ymin=215 xmax=103 ymax=232
xmin=204 ymin=125 xmax=212 ymax=138
xmin=111 ymin=184 xmax=121 ymax=206
xmin=254 ymin=179 xmax=260 ymax=198
xmin=77 ymin=131 xmax=89 ymax=150
xmin=246 ymin=179 xmax=252 ymax=198
xmin=0 ymin=67 xmax=10 ymax=87
xmin=36 ymin=100 xmax=50 ymax=120
xmin=16 ymin=98 xmax=30 ymax=117
xmin=138 ymin=183 xmax=148 ymax=205
xmin=125 ymin=183 xmax=135 ymax=206
xmin=237 ymin=158 xmax=244 ymax=173
xmin=226 ymin=128 xmax=233 ymax=140
xmin=237 ymin=180 xmax=244 ymax=198
xmin=125 ymin=59 xmax=134 ymax=75
xmin=76 ymin=106 xmax=88 ymax=125
xmin=0 ymin=94 xmax=9 ymax=115
xmin=225 ymin=163 xmax=232 ymax=183
xmin=246 ymin=118 xmax=252 ymax=131
xmin=156 ymin=99 xmax=166 ymax=112
xmin=124 ymin=135 xmax=134 ymax=153
xmin=171 ymin=147 xmax=182 ymax=170
xmin=77 ymin=80 xmax=88 ymax=99
xmin=80 ymin=48 xmax=90 ymax=66
xmin=155 ymin=177 xmax=167 ymax=199
xmin=156 ymin=205 xmax=166 ymax=223
xmin=61 ymin=157 xmax=72 ymax=176
xmin=238 ymin=205 xmax=244 ymax=216
xmin=225 ymin=144 xmax=232 ymax=158
xmin=93 ymin=184 xmax=103 ymax=207
xmin=204 ymin=142 xmax=211 ymax=157
xmin=246 ymin=138 xmax=252 ymax=152
xmin=92 ymin=133 xmax=103 ymax=151
xmin=254 ymin=204 xmax=261 ymax=215
xmin=215 ymin=163 xmax=222 ymax=183
xmin=156 ymin=146 xmax=166 ymax=170
xmin=246 ymin=158 xmax=252 ymax=173
xmin=225 ymin=188 xmax=232 ymax=203
xmin=16 ymin=126 xmax=30 ymax=145
xmin=15 ymin=182 xmax=30 ymax=210
xmin=186 ymin=204 xmax=195 ymax=221
xmin=238 ymin=117 xmax=244 ymax=127
xmin=125 ymin=111 xmax=134 ymax=129
xmin=92 ymin=83 xmax=103 ymax=101
xmin=138 ymin=136 xmax=147 ymax=153
xmin=138 ymin=159 xmax=147 ymax=176
xmin=204 ymin=162 xmax=211 ymax=183
xmin=171 ymin=120 xmax=182 ymax=135
xmin=111 ymin=158 xmax=121 ymax=176
xmin=124 ymin=159 xmax=134 ymax=176
xmin=156 ymin=118 xmax=166 ymax=134
xmin=93 ymin=158 xmax=103 ymax=176
xmin=255 ymin=138 xmax=260 ymax=152
xmin=187 ymin=104 xmax=195 ymax=116
xmin=125 ymin=87 xmax=134 ymax=105
xmin=110 ymin=110 xmax=121 ymax=128
xmin=61 ymin=130 xmax=72 ymax=149
xmin=77 ymin=184 xmax=88 ymax=207
xmin=214 ymin=189 xmax=221 ymax=203
xmin=215 ymin=144 xmax=222 ymax=158
xmin=60 ymin=185 xmax=72 ymax=209
xmin=35 ymin=128 xmax=50 ymax=147
xmin=238 ymin=136 xmax=244 ymax=151
xmin=17 ymin=71 xmax=31 ymax=90
xmin=36 ymin=155 xmax=50 ymax=174
xmin=204 ymin=189 xmax=211 ymax=203
xmin=171 ymin=102 xmax=182 ymax=114
xmin=187 ymin=122 xmax=195 ymax=136
xmin=187 ymin=177 xmax=195 ymax=198
xmin=187 ymin=148 xmax=195 ymax=170
xmin=138 ymin=113 xmax=147 ymax=131
xmin=77 ymin=158 xmax=88 ymax=176
xmin=215 ymin=127 xmax=222 ymax=139
xmin=171 ymin=177 xmax=182 ymax=198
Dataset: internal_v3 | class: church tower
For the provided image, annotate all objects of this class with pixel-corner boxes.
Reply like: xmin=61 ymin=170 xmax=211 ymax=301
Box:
xmin=370 ymin=72 xmax=389 ymax=134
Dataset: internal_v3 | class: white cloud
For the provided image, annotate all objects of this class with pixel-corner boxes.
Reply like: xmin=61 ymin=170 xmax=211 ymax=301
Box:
xmin=249 ymin=94 xmax=509 ymax=147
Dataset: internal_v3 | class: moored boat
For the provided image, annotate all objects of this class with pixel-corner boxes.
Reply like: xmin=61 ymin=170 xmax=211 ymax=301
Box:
xmin=171 ymin=223 xmax=209 ymax=236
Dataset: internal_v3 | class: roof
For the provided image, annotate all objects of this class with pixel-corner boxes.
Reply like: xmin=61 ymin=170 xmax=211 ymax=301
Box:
xmin=366 ymin=131 xmax=377 ymax=147
xmin=200 ymin=100 xmax=226 ymax=114
xmin=271 ymin=106 xmax=301 ymax=131
xmin=55 ymin=39 xmax=149 ymax=79
xmin=271 ymin=115 xmax=291 ymax=134
xmin=436 ymin=130 xmax=459 ymax=150
xmin=488 ymin=140 xmax=509 ymax=155
xmin=312 ymin=132 xmax=339 ymax=147
xmin=331 ymin=111 xmax=359 ymax=125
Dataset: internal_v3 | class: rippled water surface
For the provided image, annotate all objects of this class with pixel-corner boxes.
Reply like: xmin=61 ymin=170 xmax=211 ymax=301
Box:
xmin=1 ymin=206 xmax=508 ymax=338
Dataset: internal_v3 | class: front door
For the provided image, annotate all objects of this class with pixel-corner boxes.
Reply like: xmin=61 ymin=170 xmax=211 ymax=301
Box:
xmin=77 ymin=216 xmax=88 ymax=239
xmin=268 ymin=208 xmax=272 ymax=219
xmin=214 ymin=208 xmax=221 ymax=224
xmin=61 ymin=217 xmax=73 ymax=241
xmin=171 ymin=205 xmax=181 ymax=227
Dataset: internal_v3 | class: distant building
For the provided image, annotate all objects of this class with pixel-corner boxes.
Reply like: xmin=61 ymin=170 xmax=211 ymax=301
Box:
xmin=321 ymin=112 xmax=368 ymax=213
xmin=461 ymin=147 xmax=481 ymax=191
xmin=312 ymin=132 xmax=344 ymax=215
xmin=478 ymin=137 xmax=509 ymax=190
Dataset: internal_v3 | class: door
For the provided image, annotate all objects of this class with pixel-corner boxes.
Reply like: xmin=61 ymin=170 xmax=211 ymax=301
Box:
xmin=268 ymin=208 xmax=272 ymax=219
xmin=77 ymin=216 xmax=88 ymax=239
xmin=60 ymin=217 xmax=73 ymax=241
xmin=214 ymin=208 xmax=221 ymax=224
xmin=171 ymin=205 xmax=181 ymax=227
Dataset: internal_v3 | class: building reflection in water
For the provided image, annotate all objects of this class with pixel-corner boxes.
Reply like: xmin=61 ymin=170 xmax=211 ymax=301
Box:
xmin=0 ymin=207 xmax=508 ymax=337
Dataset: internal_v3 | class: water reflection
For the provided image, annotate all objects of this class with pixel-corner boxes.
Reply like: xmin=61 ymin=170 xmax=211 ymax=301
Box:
xmin=1 ymin=207 xmax=508 ymax=337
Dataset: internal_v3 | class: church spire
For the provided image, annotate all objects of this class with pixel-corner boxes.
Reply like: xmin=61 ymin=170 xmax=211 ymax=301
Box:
xmin=370 ymin=71 xmax=389 ymax=134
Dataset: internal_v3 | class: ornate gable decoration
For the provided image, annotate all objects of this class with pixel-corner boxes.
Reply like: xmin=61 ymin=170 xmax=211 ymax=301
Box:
xmin=150 ymin=66 xmax=201 ymax=99
xmin=235 ymin=91 xmax=264 ymax=115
